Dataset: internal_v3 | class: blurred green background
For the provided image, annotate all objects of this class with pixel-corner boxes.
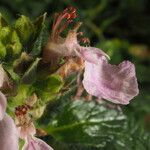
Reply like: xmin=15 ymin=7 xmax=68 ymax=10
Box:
xmin=0 ymin=0 xmax=150 ymax=149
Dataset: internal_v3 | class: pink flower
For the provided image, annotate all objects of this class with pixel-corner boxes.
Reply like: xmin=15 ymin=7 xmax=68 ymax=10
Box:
xmin=18 ymin=122 xmax=36 ymax=140
xmin=0 ymin=114 xmax=19 ymax=150
xmin=44 ymin=7 xmax=139 ymax=104
xmin=23 ymin=136 xmax=53 ymax=150
xmin=82 ymin=54 xmax=139 ymax=104
xmin=17 ymin=121 xmax=53 ymax=150
xmin=0 ymin=65 xmax=19 ymax=150
xmin=15 ymin=99 xmax=53 ymax=150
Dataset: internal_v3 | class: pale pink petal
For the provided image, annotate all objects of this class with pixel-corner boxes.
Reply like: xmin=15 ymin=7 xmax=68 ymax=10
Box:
xmin=76 ymin=46 xmax=110 ymax=64
xmin=0 ymin=114 xmax=19 ymax=150
xmin=0 ymin=65 xmax=5 ymax=88
xmin=18 ymin=123 xmax=36 ymax=139
xmin=0 ymin=91 xmax=7 ymax=120
xmin=83 ymin=59 xmax=139 ymax=105
xmin=22 ymin=137 xmax=53 ymax=150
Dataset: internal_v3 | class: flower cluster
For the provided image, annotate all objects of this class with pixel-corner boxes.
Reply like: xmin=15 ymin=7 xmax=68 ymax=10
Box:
xmin=15 ymin=103 xmax=53 ymax=150
xmin=43 ymin=7 xmax=139 ymax=105
xmin=0 ymin=6 xmax=139 ymax=150
xmin=0 ymin=65 xmax=52 ymax=150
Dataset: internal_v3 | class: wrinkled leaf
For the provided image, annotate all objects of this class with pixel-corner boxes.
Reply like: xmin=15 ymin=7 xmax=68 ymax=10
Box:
xmin=45 ymin=100 xmax=126 ymax=148
xmin=105 ymin=121 xmax=150 ymax=150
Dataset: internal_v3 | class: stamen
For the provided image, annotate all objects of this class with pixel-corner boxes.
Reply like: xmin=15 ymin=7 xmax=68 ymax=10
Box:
xmin=52 ymin=6 xmax=77 ymax=39
xmin=52 ymin=13 xmax=59 ymax=31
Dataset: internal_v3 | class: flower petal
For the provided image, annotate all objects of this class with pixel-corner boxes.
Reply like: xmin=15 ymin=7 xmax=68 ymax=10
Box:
xmin=23 ymin=137 xmax=53 ymax=150
xmin=76 ymin=46 xmax=110 ymax=64
xmin=0 ymin=114 xmax=19 ymax=150
xmin=18 ymin=123 xmax=36 ymax=139
xmin=0 ymin=65 xmax=5 ymax=88
xmin=0 ymin=91 xmax=7 ymax=120
xmin=83 ymin=59 xmax=139 ymax=105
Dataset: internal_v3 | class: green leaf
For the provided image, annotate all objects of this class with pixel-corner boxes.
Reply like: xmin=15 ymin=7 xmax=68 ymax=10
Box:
xmin=30 ymin=13 xmax=47 ymax=56
xmin=33 ymin=13 xmax=47 ymax=38
xmin=8 ymin=84 xmax=34 ymax=107
xmin=14 ymin=15 xmax=34 ymax=43
xmin=0 ymin=27 xmax=22 ymax=59
xmin=45 ymin=100 xmax=126 ymax=148
xmin=35 ymin=74 xmax=64 ymax=103
xmin=0 ymin=26 xmax=11 ymax=44
xmin=35 ymin=74 xmax=63 ymax=93
xmin=30 ymin=28 xmax=44 ymax=56
xmin=6 ymin=30 xmax=22 ymax=57
xmin=38 ymin=92 xmax=58 ymax=104
xmin=21 ymin=58 xmax=41 ymax=84
xmin=105 ymin=122 xmax=150 ymax=150
xmin=4 ymin=64 xmax=20 ymax=81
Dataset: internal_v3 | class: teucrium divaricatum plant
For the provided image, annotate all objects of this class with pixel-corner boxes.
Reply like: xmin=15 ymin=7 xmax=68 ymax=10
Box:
xmin=0 ymin=7 xmax=145 ymax=150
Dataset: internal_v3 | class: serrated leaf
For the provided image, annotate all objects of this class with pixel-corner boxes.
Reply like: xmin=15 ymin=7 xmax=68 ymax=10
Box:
xmin=30 ymin=13 xmax=47 ymax=56
xmin=33 ymin=13 xmax=47 ymax=38
xmin=30 ymin=29 xmax=44 ymax=56
xmin=14 ymin=15 xmax=34 ymax=43
xmin=21 ymin=58 xmax=41 ymax=84
xmin=44 ymin=100 xmax=126 ymax=148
